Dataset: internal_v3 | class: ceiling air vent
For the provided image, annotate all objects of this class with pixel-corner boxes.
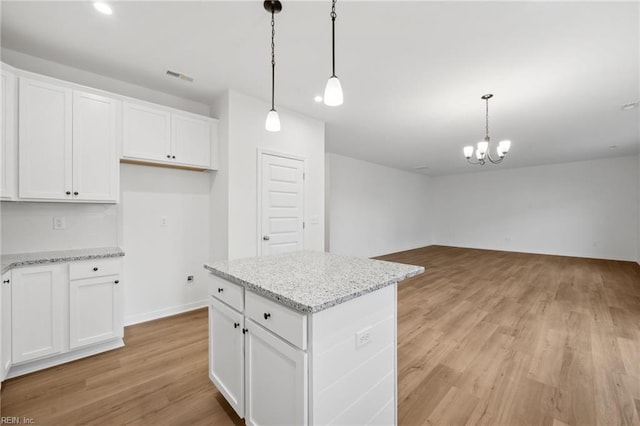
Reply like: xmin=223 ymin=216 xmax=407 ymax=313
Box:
xmin=166 ymin=69 xmax=194 ymax=82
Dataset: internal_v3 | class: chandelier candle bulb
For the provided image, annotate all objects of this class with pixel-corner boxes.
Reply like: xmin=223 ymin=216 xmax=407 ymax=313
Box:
xmin=463 ymin=146 xmax=474 ymax=159
xmin=265 ymin=109 xmax=281 ymax=132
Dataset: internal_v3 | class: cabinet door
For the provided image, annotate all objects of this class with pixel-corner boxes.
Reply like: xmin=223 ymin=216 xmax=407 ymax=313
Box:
xmin=1 ymin=69 xmax=17 ymax=200
xmin=171 ymin=113 xmax=211 ymax=168
xmin=19 ymin=77 xmax=73 ymax=200
xmin=72 ymin=91 xmax=119 ymax=202
xmin=11 ymin=264 xmax=66 ymax=364
xmin=209 ymin=297 xmax=244 ymax=418
xmin=245 ymin=320 xmax=308 ymax=426
xmin=1 ymin=272 xmax=11 ymax=381
xmin=69 ymin=275 xmax=122 ymax=349
xmin=122 ymin=101 xmax=171 ymax=162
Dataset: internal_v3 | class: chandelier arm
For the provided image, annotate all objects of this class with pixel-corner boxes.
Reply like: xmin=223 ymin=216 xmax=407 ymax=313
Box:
xmin=486 ymin=150 xmax=504 ymax=164
xmin=466 ymin=158 xmax=480 ymax=165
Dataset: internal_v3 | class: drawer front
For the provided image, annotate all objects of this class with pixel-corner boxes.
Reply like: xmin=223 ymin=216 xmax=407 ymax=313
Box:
xmin=245 ymin=291 xmax=307 ymax=350
xmin=69 ymin=258 xmax=121 ymax=280
xmin=209 ymin=275 xmax=244 ymax=312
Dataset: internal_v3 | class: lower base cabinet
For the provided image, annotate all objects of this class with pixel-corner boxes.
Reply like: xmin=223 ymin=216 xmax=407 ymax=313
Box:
xmin=3 ymin=257 xmax=124 ymax=379
xmin=244 ymin=319 xmax=307 ymax=426
xmin=208 ymin=274 xmax=397 ymax=425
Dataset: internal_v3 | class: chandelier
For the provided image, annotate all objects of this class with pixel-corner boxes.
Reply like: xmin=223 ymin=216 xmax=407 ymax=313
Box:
xmin=463 ymin=94 xmax=511 ymax=165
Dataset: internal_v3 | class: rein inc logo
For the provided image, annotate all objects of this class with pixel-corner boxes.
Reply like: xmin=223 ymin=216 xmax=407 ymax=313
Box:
xmin=1 ymin=417 xmax=35 ymax=424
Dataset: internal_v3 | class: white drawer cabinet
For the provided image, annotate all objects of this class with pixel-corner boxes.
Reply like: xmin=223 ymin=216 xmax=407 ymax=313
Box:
xmin=69 ymin=258 xmax=122 ymax=350
xmin=208 ymin=276 xmax=308 ymax=424
xmin=6 ymin=258 xmax=124 ymax=379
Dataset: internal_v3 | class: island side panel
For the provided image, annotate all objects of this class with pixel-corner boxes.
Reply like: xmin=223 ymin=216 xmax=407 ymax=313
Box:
xmin=310 ymin=283 xmax=397 ymax=425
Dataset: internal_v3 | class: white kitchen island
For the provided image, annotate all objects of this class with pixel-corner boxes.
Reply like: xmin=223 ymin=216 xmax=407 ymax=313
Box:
xmin=204 ymin=251 xmax=423 ymax=426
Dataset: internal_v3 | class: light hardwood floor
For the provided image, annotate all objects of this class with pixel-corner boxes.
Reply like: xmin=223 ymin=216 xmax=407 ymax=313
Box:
xmin=1 ymin=246 xmax=639 ymax=425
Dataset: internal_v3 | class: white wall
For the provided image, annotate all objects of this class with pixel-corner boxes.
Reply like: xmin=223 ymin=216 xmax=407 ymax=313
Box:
xmin=326 ymin=153 xmax=433 ymax=258
xmin=1 ymin=50 xmax=213 ymax=323
xmin=119 ymin=164 xmax=210 ymax=325
xmin=433 ymin=156 xmax=639 ymax=261
xmin=1 ymin=202 xmax=117 ymax=254
xmin=217 ymin=90 xmax=325 ymax=260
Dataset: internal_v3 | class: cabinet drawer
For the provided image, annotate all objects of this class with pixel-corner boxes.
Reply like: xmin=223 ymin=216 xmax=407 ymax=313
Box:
xmin=245 ymin=291 xmax=307 ymax=350
xmin=69 ymin=258 xmax=121 ymax=280
xmin=209 ymin=275 xmax=243 ymax=312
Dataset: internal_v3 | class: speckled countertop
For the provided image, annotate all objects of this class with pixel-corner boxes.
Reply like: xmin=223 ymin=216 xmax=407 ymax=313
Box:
xmin=1 ymin=247 xmax=125 ymax=274
xmin=204 ymin=251 xmax=424 ymax=313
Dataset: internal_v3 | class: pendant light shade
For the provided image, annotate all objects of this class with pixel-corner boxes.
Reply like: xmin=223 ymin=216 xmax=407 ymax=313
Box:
xmin=264 ymin=0 xmax=282 ymax=132
xmin=324 ymin=0 xmax=343 ymax=106
xmin=265 ymin=109 xmax=281 ymax=132
xmin=324 ymin=76 xmax=343 ymax=106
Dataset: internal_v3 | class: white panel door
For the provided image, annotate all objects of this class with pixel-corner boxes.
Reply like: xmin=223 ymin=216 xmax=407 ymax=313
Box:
xmin=259 ymin=153 xmax=304 ymax=256
xmin=1 ymin=69 xmax=17 ymax=200
xmin=11 ymin=264 xmax=66 ymax=364
xmin=122 ymin=101 xmax=171 ymax=162
xmin=209 ymin=297 xmax=244 ymax=418
xmin=72 ymin=91 xmax=119 ymax=202
xmin=19 ymin=77 xmax=73 ymax=200
xmin=1 ymin=272 xmax=11 ymax=381
xmin=69 ymin=275 xmax=122 ymax=349
xmin=245 ymin=319 xmax=308 ymax=426
xmin=171 ymin=113 xmax=211 ymax=168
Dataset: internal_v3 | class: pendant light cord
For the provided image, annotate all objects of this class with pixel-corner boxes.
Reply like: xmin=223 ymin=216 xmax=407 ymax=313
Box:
xmin=331 ymin=0 xmax=337 ymax=78
xmin=271 ymin=8 xmax=276 ymax=111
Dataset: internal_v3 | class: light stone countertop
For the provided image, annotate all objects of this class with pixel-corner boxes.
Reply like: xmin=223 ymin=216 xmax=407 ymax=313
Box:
xmin=204 ymin=251 xmax=424 ymax=313
xmin=1 ymin=247 xmax=125 ymax=274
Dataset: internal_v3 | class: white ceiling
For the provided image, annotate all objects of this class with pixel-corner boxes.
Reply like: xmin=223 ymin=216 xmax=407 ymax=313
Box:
xmin=1 ymin=1 xmax=638 ymax=175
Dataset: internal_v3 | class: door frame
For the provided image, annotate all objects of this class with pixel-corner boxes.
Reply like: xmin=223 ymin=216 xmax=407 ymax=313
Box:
xmin=256 ymin=148 xmax=307 ymax=257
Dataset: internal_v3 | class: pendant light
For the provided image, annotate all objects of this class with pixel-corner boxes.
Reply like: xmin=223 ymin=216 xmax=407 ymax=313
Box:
xmin=323 ymin=0 xmax=343 ymax=106
xmin=265 ymin=0 xmax=282 ymax=132
xmin=463 ymin=94 xmax=511 ymax=165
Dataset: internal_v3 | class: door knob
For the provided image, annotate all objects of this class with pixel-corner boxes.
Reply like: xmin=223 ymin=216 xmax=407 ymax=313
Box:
xmin=263 ymin=236 xmax=270 ymax=241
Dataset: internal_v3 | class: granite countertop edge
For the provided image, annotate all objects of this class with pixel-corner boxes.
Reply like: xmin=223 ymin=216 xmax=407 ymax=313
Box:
xmin=204 ymin=263 xmax=425 ymax=314
xmin=1 ymin=247 xmax=125 ymax=275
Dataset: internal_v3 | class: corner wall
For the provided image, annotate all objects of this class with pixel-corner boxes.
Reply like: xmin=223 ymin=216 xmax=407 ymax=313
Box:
xmin=326 ymin=153 xmax=433 ymax=258
xmin=433 ymin=156 xmax=639 ymax=261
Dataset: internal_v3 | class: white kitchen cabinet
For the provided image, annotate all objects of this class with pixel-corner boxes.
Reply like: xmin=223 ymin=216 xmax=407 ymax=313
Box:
xmin=19 ymin=76 xmax=119 ymax=202
xmin=1 ymin=271 xmax=12 ymax=381
xmin=72 ymin=90 xmax=119 ymax=202
xmin=122 ymin=101 xmax=171 ymax=163
xmin=122 ymin=101 xmax=217 ymax=170
xmin=18 ymin=77 xmax=73 ymax=201
xmin=171 ymin=113 xmax=212 ymax=168
xmin=209 ymin=297 xmax=245 ymax=417
xmin=11 ymin=264 xmax=66 ymax=364
xmin=69 ymin=275 xmax=122 ymax=350
xmin=245 ymin=319 xmax=308 ymax=426
xmin=1 ymin=67 xmax=17 ymax=200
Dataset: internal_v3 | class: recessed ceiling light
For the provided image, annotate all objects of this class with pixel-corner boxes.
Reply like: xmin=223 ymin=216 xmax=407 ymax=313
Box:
xmin=621 ymin=102 xmax=639 ymax=111
xmin=314 ymin=95 xmax=323 ymax=103
xmin=94 ymin=2 xmax=113 ymax=15
xmin=609 ymin=145 xmax=617 ymax=149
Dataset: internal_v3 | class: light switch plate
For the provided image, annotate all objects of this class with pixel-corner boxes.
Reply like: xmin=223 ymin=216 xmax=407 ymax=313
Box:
xmin=356 ymin=327 xmax=372 ymax=349
xmin=53 ymin=217 xmax=66 ymax=230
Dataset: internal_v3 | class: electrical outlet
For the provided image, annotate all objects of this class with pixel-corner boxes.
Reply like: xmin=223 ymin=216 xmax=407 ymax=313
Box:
xmin=53 ymin=217 xmax=66 ymax=230
xmin=160 ymin=216 xmax=168 ymax=227
xmin=186 ymin=275 xmax=194 ymax=286
xmin=356 ymin=327 xmax=372 ymax=349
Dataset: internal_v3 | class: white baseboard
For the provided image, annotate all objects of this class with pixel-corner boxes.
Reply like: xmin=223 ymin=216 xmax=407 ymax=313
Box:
xmin=7 ymin=338 xmax=124 ymax=379
xmin=124 ymin=299 xmax=208 ymax=326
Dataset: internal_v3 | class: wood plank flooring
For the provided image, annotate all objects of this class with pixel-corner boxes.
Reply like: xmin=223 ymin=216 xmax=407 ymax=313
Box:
xmin=1 ymin=246 xmax=639 ymax=425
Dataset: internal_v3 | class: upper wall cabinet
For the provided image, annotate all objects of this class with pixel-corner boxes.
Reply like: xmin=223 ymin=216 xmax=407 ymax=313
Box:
xmin=0 ymin=68 xmax=17 ymax=200
xmin=18 ymin=76 xmax=119 ymax=203
xmin=122 ymin=101 xmax=217 ymax=171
